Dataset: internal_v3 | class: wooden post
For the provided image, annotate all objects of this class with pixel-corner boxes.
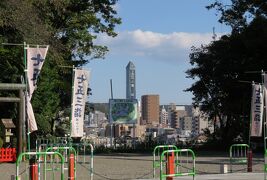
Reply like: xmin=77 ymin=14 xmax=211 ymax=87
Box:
xmin=247 ymin=150 xmax=253 ymax=172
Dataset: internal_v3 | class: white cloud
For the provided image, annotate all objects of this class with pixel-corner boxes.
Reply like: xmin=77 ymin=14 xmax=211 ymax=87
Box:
xmin=131 ymin=30 xmax=164 ymax=48
xmin=95 ymin=29 xmax=221 ymax=63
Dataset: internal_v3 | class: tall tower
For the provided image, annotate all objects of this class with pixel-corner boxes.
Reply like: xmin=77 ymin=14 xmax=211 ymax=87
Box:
xmin=160 ymin=106 xmax=168 ymax=125
xmin=126 ymin=61 xmax=136 ymax=99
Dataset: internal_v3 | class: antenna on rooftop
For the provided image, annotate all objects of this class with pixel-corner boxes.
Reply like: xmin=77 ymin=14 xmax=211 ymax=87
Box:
xmin=110 ymin=79 xmax=113 ymax=99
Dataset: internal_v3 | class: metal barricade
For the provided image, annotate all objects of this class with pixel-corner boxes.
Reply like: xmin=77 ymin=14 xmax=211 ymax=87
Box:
xmin=153 ymin=145 xmax=178 ymax=178
xmin=36 ymin=137 xmax=72 ymax=152
xmin=35 ymin=137 xmax=94 ymax=180
xmin=37 ymin=143 xmax=69 ymax=179
xmin=45 ymin=146 xmax=77 ymax=180
xmin=36 ymin=137 xmax=72 ymax=162
xmin=35 ymin=138 xmax=49 ymax=152
xmin=16 ymin=151 xmax=65 ymax=180
xmin=71 ymin=142 xmax=94 ymax=180
xmin=229 ymin=144 xmax=249 ymax=172
xmin=160 ymin=149 xmax=195 ymax=180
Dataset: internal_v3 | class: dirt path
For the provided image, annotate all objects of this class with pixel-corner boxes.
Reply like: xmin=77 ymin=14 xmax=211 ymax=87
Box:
xmin=0 ymin=152 xmax=264 ymax=180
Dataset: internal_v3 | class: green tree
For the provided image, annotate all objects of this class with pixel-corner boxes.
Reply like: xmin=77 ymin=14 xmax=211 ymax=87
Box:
xmin=0 ymin=0 xmax=121 ymax=137
xmin=207 ymin=0 xmax=267 ymax=33
xmin=186 ymin=14 xmax=267 ymax=146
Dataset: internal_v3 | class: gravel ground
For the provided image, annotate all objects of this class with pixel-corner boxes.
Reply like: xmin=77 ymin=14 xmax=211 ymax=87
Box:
xmin=0 ymin=151 xmax=265 ymax=180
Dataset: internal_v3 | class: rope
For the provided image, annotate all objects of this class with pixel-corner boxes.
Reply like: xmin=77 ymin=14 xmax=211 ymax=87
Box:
xmin=134 ymin=169 xmax=154 ymax=179
xmin=230 ymin=162 xmax=263 ymax=173
xmin=19 ymin=167 xmax=28 ymax=175
xmin=173 ymin=161 xmax=263 ymax=175
xmin=77 ymin=156 xmax=265 ymax=179
xmin=77 ymin=162 xmax=154 ymax=180
xmin=90 ymin=171 xmax=116 ymax=180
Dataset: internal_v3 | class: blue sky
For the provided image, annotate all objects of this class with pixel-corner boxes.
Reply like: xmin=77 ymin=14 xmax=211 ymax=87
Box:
xmin=87 ymin=0 xmax=231 ymax=105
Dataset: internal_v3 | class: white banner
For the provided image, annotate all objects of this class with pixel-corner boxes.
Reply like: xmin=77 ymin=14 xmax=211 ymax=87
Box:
xmin=264 ymin=74 xmax=267 ymax=135
xmin=71 ymin=69 xmax=90 ymax=137
xmin=26 ymin=46 xmax=49 ymax=132
xmin=27 ymin=46 xmax=48 ymax=99
xmin=27 ymin=94 xmax=38 ymax=132
xmin=250 ymin=83 xmax=263 ymax=137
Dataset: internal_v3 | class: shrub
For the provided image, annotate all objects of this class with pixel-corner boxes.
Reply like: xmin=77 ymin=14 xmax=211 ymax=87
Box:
xmin=0 ymin=137 xmax=3 ymax=148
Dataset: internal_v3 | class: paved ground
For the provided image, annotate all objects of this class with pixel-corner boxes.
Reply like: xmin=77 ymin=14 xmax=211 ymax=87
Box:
xmin=0 ymin=151 xmax=265 ymax=180
xmin=167 ymin=173 xmax=265 ymax=180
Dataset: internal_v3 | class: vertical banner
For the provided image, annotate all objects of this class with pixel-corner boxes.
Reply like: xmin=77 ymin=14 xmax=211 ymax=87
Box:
xmin=71 ymin=68 xmax=90 ymax=137
xmin=27 ymin=46 xmax=49 ymax=99
xmin=26 ymin=46 xmax=49 ymax=132
xmin=264 ymin=73 xmax=267 ymax=112
xmin=27 ymin=96 xmax=38 ymax=132
xmin=250 ymin=83 xmax=264 ymax=137
xmin=264 ymin=74 xmax=267 ymax=88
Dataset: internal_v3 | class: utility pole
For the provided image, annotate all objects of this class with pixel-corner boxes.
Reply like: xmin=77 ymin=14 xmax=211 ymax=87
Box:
xmin=110 ymin=79 xmax=113 ymax=147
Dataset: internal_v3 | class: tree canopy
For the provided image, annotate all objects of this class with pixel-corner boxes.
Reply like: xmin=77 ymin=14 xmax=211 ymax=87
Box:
xmin=207 ymin=0 xmax=267 ymax=33
xmin=186 ymin=1 xmax=267 ymax=146
xmin=0 ymin=0 xmax=121 ymax=138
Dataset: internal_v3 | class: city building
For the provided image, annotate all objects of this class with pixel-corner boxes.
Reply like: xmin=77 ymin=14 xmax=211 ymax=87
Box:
xmin=84 ymin=110 xmax=108 ymax=136
xmin=114 ymin=124 xmax=131 ymax=137
xmin=170 ymin=106 xmax=187 ymax=129
xmin=180 ymin=116 xmax=193 ymax=131
xmin=167 ymin=103 xmax=176 ymax=127
xmin=141 ymin=95 xmax=160 ymax=125
xmin=126 ymin=61 xmax=136 ymax=99
xmin=192 ymin=107 xmax=212 ymax=135
xmin=160 ymin=106 xmax=168 ymax=125
xmin=105 ymin=124 xmax=146 ymax=138
xmin=84 ymin=110 xmax=107 ymax=128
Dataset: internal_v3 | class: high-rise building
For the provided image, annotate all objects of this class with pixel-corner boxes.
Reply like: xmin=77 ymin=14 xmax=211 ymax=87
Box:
xmin=180 ymin=116 xmax=193 ymax=131
xmin=167 ymin=103 xmax=176 ymax=127
xmin=192 ymin=107 xmax=213 ymax=135
xmin=160 ymin=106 xmax=168 ymax=125
xmin=126 ymin=61 xmax=136 ymax=99
xmin=170 ymin=106 xmax=187 ymax=129
xmin=141 ymin=95 xmax=159 ymax=125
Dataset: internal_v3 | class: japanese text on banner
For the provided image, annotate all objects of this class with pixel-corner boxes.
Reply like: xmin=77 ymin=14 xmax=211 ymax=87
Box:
xmin=71 ymin=69 xmax=90 ymax=137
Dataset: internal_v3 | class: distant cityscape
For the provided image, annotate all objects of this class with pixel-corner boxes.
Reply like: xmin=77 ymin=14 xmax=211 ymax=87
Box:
xmin=84 ymin=61 xmax=213 ymax=146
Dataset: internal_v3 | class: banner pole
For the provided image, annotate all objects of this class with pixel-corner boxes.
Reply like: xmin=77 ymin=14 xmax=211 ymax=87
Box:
xmin=69 ymin=66 xmax=75 ymax=142
xmin=249 ymin=81 xmax=254 ymax=146
xmin=262 ymin=70 xmax=266 ymax=153
xmin=23 ymin=42 xmax=31 ymax=152
xmin=109 ymin=79 xmax=113 ymax=148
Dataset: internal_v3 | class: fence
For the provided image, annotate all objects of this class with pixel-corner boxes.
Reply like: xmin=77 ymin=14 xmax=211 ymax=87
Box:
xmin=0 ymin=148 xmax=16 ymax=162
xmin=16 ymin=151 xmax=65 ymax=180
xmin=36 ymin=137 xmax=94 ymax=180
xmin=36 ymin=137 xmax=72 ymax=151
xmin=45 ymin=146 xmax=77 ymax=180
xmin=229 ymin=144 xmax=249 ymax=172
xmin=153 ymin=145 xmax=178 ymax=178
xmin=160 ymin=149 xmax=195 ymax=180
xmin=71 ymin=143 xmax=94 ymax=180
